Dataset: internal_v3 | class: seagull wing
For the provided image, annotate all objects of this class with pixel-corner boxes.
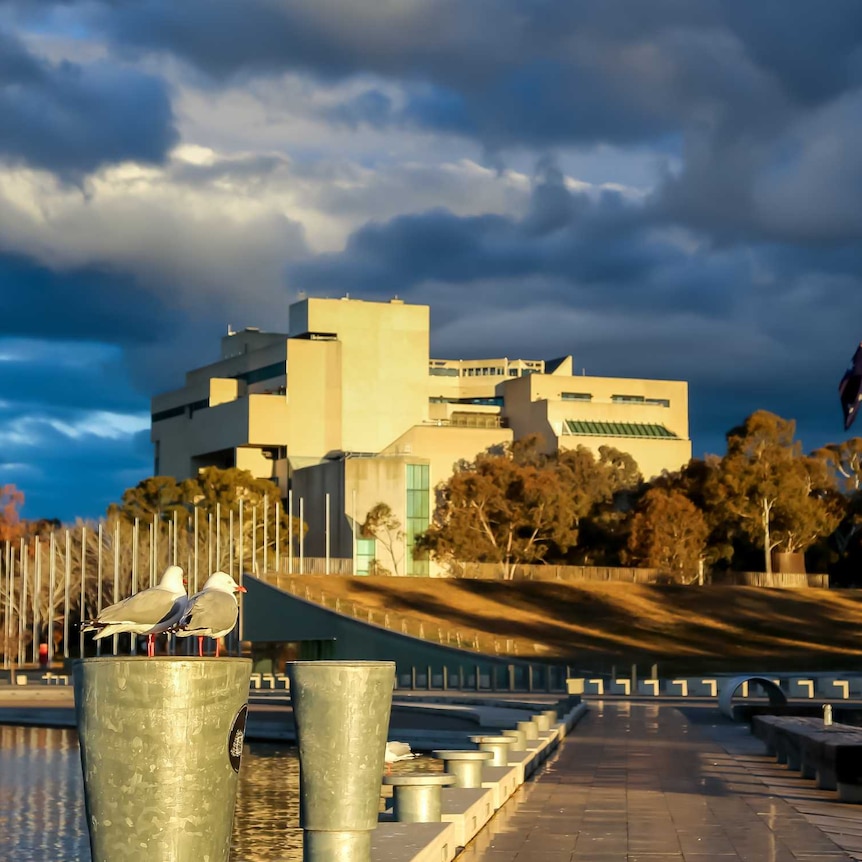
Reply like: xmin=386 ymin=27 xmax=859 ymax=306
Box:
xmin=84 ymin=588 xmax=181 ymax=638
xmin=177 ymin=590 xmax=238 ymax=639
xmin=145 ymin=594 xmax=188 ymax=635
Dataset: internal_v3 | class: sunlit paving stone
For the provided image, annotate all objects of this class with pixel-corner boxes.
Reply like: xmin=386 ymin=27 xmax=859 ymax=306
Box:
xmin=458 ymin=702 xmax=861 ymax=862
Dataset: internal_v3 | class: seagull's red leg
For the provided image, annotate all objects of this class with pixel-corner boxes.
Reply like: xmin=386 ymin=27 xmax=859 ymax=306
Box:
xmin=197 ymin=636 xmax=204 ymax=657
xmin=147 ymin=635 xmax=155 ymax=658
xmin=215 ymin=639 xmax=220 ymax=658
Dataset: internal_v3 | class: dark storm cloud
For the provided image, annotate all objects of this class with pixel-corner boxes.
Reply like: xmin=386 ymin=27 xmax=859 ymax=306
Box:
xmin=0 ymin=29 xmax=177 ymax=175
xmin=56 ymin=0 xmax=861 ymax=247
xmin=290 ymin=168 xmax=677 ymax=308
xmin=75 ymin=2 xmax=859 ymax=140
xmin=0 ymin=253 xmax=175 ymax=344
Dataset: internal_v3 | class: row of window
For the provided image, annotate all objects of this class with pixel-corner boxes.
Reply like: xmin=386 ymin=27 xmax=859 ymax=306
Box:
xmin=234 ymin=361 xmax=286 ymax=385
xmin=152 ymin=398 xmax=208 ymax=423
xmin=611 ymin=394 xmax=670 ymax=407
xmin=560 ymin=393 xmax=670 ymax=407
xmin=429 ymin=365 xmax=539 ymax=378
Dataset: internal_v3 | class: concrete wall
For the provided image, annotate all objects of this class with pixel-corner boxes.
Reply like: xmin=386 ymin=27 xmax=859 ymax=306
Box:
xmin=294 ymin=297 xmax=431 ymax=455
xmin=243 ymin=576 xmax=558 ymax=679
xmin=501 ymin=373 xmax=691 ymax=479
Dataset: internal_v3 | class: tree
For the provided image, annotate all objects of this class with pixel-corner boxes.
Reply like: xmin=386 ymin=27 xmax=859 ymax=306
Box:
xmin=111 ymin=467 xmax=305 ymax=572
xmin=650 ymin=456 xmax=733 ymax=565
xmin=624 ymin=488 xmax=708 ymax=580
xmin=556 ymin=445 xmax=642 ymax=565
xmin=109 ymin=475 xmax=191 ymax=524
xmin=708 ymin=411 xmax=840 ymax=574
xmin=417 ymin=446 xmax=579 ymax=578
xmin=0 ymin=484 xmax=25 ymax=542
xmin=361 ymin=502 xmax=405 ymax=576
xmin=814 ymin=439 xmax=862 ymax=493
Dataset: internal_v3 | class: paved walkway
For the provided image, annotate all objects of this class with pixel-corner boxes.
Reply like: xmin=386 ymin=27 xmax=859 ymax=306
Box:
xmin=456 ymin=701 xmax=862 ymax=861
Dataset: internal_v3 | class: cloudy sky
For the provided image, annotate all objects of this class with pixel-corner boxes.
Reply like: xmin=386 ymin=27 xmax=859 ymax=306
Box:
xmin=2 ymin=1 xmax=862 ymax=522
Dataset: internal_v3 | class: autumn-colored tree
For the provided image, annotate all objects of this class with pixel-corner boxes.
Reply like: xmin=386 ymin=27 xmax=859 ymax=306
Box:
xmin=361 ymin=502 xmax=405 ymax=575
xmin=708 ymin=411 xmax=840 ymax=573
xmin=417 ymin=446 xmax=579 ymax=578
xmin=557 ymin=445 xmax=643 ymax=564
xmin=624 ymin=488 xmax=708 ymax=580
xmin=111 ymin=467 xmax=305 ymax=572
xmin=0 ymin=484 xmax=25 ymax=542
xmin=109 ymin=475 xmax=191 ymax=523
xmin=650 ymin=456 xmax=733 ymax=564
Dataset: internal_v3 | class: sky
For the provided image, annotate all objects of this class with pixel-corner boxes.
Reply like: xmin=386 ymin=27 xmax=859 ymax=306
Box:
xmin=2 ymin=1 xmax=862 ymax=522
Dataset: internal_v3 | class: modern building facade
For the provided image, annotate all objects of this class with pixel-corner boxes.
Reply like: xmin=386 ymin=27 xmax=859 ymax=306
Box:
xmin=151 ymin=297 xmax=691 ymax=574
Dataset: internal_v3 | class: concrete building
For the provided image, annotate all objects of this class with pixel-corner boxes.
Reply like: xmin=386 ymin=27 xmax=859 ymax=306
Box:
xmin=151 ymin=296 xmax=691 ymax=574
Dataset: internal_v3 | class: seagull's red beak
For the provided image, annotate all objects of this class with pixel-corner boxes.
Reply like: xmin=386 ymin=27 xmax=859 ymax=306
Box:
xmin=236 ymin=585 xmax=247 ymax=593
xmin=182 ymin=579 xmax=188 ymax=586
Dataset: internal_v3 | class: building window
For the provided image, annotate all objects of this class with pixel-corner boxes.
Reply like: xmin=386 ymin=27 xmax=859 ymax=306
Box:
xmin=611 ymin=394 xmax=645 ymax=403
xmin=406 ymin=464 xmax=430 ymax=576
xmin=561 ymin=392 xmax=592 ymax=401
xmin=429 ymin=367 xmax=459 ymax=377
xmin=234 ymin=361 xmax=286 ymax=385
xmin=645 ymin=398 xmax=670 ymax=407
xmin=355 ymin=538 xmax=376 ymax=576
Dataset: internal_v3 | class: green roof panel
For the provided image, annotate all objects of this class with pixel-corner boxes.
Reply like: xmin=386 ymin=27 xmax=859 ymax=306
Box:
xmin=564 ymin=420 xmax=679 ymax=439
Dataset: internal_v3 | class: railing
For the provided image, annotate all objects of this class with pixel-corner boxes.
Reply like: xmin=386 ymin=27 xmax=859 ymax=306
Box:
xmin=263 ymin=573 xmax=559 ymax=660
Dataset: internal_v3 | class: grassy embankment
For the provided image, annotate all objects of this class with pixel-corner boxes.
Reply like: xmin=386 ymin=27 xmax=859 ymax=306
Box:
xmin=275 ymin=575 xmax=862 ymax=675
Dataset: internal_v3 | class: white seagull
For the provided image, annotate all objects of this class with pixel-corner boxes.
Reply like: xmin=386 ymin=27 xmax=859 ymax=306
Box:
xmin=173 ymin=571 xmax=246 ymax=657
xmin=81 ymin=565 xmax=187 ymax=657
xmin=384 ymin=741 xmax=417 ymax=773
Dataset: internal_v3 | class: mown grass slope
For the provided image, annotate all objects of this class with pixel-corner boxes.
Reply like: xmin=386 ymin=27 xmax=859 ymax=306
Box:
xmin=272 ymin=575 xmax=862 ymax=674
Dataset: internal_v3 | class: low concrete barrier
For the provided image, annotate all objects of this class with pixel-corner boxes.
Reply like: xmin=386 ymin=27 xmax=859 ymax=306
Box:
xmin=373 ymin=701 xmax=588 ymax=861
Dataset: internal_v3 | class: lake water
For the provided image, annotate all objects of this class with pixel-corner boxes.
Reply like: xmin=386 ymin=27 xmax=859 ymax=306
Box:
xmin=0 ymin=725 xmax=438 ymax=862
xmin=0 ymin=725 xmax=302 ymax=862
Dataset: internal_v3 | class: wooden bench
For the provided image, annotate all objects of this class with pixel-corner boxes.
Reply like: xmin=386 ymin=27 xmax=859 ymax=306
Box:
xmin=752 ymin=715 xmax=862 ymax=802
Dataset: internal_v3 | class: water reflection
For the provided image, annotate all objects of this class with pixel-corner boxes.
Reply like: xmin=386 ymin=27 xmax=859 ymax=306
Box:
xmin=0 ymin=727 xmax=437 ymax=862
xmin=233 ymin=742 xmax=301 ymax=862
xmin=0 ymin=725 xmax=89 ymax=862
xmin=0 ymin=727 xmax=307 ymax=861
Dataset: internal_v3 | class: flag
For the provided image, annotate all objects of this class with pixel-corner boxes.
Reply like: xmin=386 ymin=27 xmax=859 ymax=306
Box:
xmin=839 ymin=342 xmax=862 ymax=430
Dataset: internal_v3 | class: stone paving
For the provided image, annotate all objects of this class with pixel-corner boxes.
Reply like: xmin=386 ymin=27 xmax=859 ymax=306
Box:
xmin=456 ymin=700 xmax=862 ymax=861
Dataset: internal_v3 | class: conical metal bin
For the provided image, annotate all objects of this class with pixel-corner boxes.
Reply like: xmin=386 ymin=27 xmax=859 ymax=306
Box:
xmin=74 ymin=656 xmax=251 ymax=862
xmin=287 ymin=660 xmax=395 ymax=862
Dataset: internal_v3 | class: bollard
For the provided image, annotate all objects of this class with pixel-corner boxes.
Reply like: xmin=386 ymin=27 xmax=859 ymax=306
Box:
xmin=501 ymin=728 xmax=526 ymax=752
xmin=542 ymin=709 xmax=558 ymax=728
xmin=287 ymin=660 xmax=395 ymax=862
xmin=517 ymin=719 xmax=538 ymax=740
xmin=431 ymin=750 xmax=493 ymax=788
xmin=824 ymin=703 xmax=833 ymax=726
xmin=533 ymin=713 xmax=551 ymax=732
xmin=470 ymin=735 xmax=515 ymax=767
xmin=74 ymin=656 xmax=251 ymax=862
xmin=383 ymin=773 xmax=456 ymax=822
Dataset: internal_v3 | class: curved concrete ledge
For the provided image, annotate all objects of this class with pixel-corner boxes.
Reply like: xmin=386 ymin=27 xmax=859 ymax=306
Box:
xmin=718 ymin=675 xmax=787 ymax=720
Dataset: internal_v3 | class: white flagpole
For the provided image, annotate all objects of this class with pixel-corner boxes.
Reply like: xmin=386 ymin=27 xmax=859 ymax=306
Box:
xmin=299 ymin=497 xmax=305 ymax=575
xmin=79 ymin=526 xmax=87 ymax=658
xmin=288 ymin=490 xmax=293 ymax=575
xmin=63 ymin=530 xmax=71 ymax=659
xmin=325 ymin=493 xmax=330 ymax=575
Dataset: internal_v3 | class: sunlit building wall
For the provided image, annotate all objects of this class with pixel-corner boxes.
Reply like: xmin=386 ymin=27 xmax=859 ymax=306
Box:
xmin=151 ymin=296 xmax=690 ymax=573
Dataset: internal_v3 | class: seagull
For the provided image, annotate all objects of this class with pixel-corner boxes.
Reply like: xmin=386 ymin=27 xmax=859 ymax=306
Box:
xmin=384 ymin=741 xmax=417 ymax=774
xmin=81 ymin=565 xmax=187 ymax=657
xmin=173 ymin=571 xmax=246 ymax=657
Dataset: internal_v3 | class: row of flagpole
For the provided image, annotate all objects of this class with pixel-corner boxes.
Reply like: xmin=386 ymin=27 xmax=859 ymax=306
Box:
xmin=0 ymin=491 xmax=350 ymax=668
